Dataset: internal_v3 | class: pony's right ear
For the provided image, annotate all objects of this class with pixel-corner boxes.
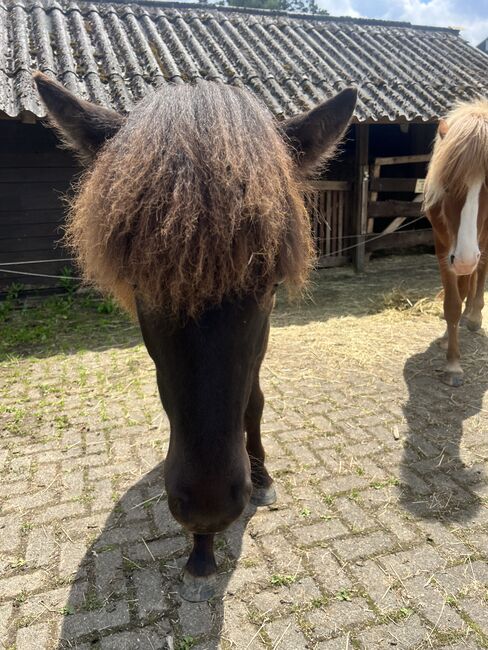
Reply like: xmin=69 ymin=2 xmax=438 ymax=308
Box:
xmin=281 ymin=87 xmax=357 ymax=173
xmin=33 ymin=72 xmax=124 ymax=163
xmin=438 ymin=118 xmax=449 ymax=139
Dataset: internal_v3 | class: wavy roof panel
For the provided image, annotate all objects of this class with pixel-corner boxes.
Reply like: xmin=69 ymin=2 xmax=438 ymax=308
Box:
xmin=1 ymin=0 xmax=488 ymax=121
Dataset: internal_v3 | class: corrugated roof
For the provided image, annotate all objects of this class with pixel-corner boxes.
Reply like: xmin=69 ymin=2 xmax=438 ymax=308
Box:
xmin=2 ymin=0 xmax=488 ymax=122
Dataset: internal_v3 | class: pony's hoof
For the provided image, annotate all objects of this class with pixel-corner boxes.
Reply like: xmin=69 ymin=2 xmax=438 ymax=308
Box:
xmin=180 ymin=570 xmax=217 ymax=602
xmin=467 ymin=319 xmax=481 ymax=332
xmin=251 ymin=484 xmax=277 ymax=506
xmin=442 ymin=372 xmax=464 ymax=387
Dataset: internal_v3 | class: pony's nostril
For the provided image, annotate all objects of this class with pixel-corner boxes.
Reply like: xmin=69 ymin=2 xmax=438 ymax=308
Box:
xmin=450 ymin=254 xmax=455 ymax=265
xmin=477 ymin=252 xmax=481 ymax=259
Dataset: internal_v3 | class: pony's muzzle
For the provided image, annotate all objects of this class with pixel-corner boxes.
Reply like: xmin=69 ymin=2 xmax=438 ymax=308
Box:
xmin=450 ymin=251 xmax=480 ymax=276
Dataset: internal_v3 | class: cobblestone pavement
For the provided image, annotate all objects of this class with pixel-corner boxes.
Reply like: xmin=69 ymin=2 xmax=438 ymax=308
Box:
xmin=1 ymin=254 xmax=488 ymax=650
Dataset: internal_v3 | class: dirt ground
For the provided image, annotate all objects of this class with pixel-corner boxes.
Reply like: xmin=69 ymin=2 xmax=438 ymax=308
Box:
xmin=1 ymin=253 xmax=488 ymax=650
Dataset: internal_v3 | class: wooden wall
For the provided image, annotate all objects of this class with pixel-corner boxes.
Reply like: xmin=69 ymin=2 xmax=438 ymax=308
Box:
xmin=0 ymin=120 xmax=80 ymax=289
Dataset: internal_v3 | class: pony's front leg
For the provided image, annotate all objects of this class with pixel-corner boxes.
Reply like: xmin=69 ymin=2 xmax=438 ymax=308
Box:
xmin=442 ymin=271 xmax=464 ymax=386
xmin=465 ymin=259 xmax=487 ymax=331
xmin=181 ymin=534 xmax=218 ymax=602
xmin=245 ymin=374 xmax=276 ymax=506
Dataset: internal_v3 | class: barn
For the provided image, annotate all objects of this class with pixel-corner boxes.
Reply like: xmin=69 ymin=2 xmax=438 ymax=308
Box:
xmin=1 ymin=0 xmax=488 ymax=290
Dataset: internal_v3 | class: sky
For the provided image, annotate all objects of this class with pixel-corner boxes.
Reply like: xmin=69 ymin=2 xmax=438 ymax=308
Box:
xmin=317 ymin=0 xmax=488 ymax=45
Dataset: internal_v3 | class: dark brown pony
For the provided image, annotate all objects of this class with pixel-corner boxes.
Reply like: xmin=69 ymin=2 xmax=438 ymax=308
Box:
xmin=34 ymin=72 xmax=356 ymax=600
xmin=424 ymin=99 xmax=488 ymax=386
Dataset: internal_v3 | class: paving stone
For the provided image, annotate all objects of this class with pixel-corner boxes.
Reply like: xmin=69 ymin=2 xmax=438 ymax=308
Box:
xmin=351 ymin=559 xmax=404 ymax=612
xmin=100 ymin=624 xmax=169 ymax=649
xmin=25 ymin=526 xmax=56 ymax=567
xmin=266 ymin=616 xmax=309 ymax=649
xmin=178 ymin=599 xmax=214 ymax=637
xmin=379 ymin=545 xmax=445 ymax=580
xmin=355 ymin=614 xmax=427 ymax=648
xmin=0 ymin=569 xmax=47 ymax=599
xmin=305 ymin=548 xmax=352 ymax=594
xmin=333 ymin=531 xmax=394 ymax=562
xmin=307 ymin=597 xmax=374 ymax=637
xmin=95 ymin=548 xmax=126 ymax=598
xmin=132 ymin=567 xmax=165 ymax=619
xmin=61 ymin=601 xmax=130 ymax=640
xmin=296 ymin=520 xmax=349 ymax=546
xmin=0 ymin=603 xmax=13 ymax=641
xmin=16 ymin=622 xmax=50 ymax=650
xmin=403 ymin=574 xmax=466 ymax=632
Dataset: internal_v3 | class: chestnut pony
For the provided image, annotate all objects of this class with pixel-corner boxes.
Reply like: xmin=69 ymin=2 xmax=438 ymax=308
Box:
xmin=424 ymin=98 xmax=488 ymax=387
xmin=34 ymin=72 xmax=356 ymax=600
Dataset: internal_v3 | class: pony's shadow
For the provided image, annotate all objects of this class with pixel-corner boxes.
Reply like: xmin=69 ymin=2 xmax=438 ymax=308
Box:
xmin=400 ymin=329 xmax=488 ymax=523
xmin=58 ymin=460 xmax=256 ymax=649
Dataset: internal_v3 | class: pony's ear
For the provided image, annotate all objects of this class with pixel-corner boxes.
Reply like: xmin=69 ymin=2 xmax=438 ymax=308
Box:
xmin=33 ymin=71 xmax=124 ymax=162
xmin=438 ymin=118 xmax=449 ymax=139
xmin=282 ymin=87 xmax=357 ymax=173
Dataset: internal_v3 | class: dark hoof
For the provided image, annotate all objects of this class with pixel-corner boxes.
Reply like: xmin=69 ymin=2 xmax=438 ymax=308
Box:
xmin=251 ymin=484 xmax=277 ymax=506
xmin=442 ymin=372 xmax=464 ymax=387
xmin=180 ymin=570 xmax=218 ymax=602
xmin=466 ymin=319 xmax=481 ymax=332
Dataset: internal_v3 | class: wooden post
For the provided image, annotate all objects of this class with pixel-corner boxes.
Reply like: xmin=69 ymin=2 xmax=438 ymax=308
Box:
xmin=353 ymin=124 xmax=369 ymax=272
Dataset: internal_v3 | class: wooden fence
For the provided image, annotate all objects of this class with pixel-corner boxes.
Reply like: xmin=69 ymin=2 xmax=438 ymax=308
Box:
xmin=306 ymin=180 xmax=352 ymax=268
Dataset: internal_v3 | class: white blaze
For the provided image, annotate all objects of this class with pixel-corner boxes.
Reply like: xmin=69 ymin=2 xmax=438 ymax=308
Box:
xmin=453 ymin=179 xmax=482 ymax=274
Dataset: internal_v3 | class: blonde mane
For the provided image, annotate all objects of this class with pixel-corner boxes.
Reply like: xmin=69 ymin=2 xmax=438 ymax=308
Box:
xmin=65 ymin=83 xmax=314 ymax=318
xmin=424 ymin=98 xmax=488 ymax=211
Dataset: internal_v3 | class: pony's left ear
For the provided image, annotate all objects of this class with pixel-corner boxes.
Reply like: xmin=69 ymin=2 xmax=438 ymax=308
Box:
xmin=33 ymin=71 xmax=124 ymax=163
xmin=282 ymin=87 xmax=357 ymax=173
xmin=438 ymin=118 xmax=449 ymax=139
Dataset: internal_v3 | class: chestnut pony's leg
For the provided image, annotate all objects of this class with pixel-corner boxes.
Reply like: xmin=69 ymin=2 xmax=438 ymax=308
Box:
xmin=245 ymin=373 xmax=276 ymax=506
xmin=466 ymin=258 xmax=487 ymax=331
xmin=440 ymin=268 xmax=464 ymax=386
xmin=181 ymin=534 xmax=218 ymax=602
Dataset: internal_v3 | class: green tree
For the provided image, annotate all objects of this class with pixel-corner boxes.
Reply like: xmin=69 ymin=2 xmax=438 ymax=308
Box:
xmin=205 ymin=0 xmax=329 ymax=14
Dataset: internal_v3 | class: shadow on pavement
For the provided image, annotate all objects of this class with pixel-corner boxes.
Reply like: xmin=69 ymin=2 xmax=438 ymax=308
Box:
xmin=400 ymin=329 xmax=488 ymax=523
xmin=58 ymin=460 xmax=257 ymax=649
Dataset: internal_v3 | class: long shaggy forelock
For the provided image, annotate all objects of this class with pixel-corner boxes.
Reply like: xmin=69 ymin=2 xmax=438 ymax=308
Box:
xmin=424 ymin=97 xmax=488 ymax=211
xmin=65 ymin=82 xmax=314 ymax=317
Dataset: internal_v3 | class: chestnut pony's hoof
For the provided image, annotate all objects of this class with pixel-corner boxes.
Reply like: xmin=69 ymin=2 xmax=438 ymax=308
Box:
xmin=180 ymin=570 xmax=218 ymax=602
xmin=251 ymin=484 xmax=277 ymax=506
xmin=442 ymin=372 xmax=464 ymax=387
xmin=466 ymin=319 xmax=481 ymax=332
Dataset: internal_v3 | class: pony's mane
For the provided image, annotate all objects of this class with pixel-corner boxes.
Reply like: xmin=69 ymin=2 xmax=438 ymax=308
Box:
xmin=424 ymin=97 xmax=488 ymax=211
xmin=65 ymin=83 xmax=314 ymax=317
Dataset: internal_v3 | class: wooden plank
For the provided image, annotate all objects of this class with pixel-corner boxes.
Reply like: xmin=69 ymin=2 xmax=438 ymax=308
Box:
xmin=0 ymin=208 xmax=65 ymax=225
xmin=368 ymin=201 xmax=424 ymax=218
xmin=370 ymin=178 xmax=424 ymax=193
xmin=368 ymin=162 xmax=380 ymax=233
xmin=316 ymin=254 xmax=350 ymax=268
xmin=0 ymin=222 xmax=64 ymax=239
xmin=308 ymin=180 xmax=351 ymax=191
xmin=338 ymin=189 xmax=344 ymax=255
xmin=382 ymin=216 xmax=406 ymax=235
xmin=0 ymin=152 xmax=78 ymax=168
xmin=0 ymin=167 xmax=79 ymax=183
xmin=0 ymin=184 xmax=72 ymax=211
xmin=370 ymin=154 xmax=431 ymax=166
xmin=0 ymin=248 xmax=70 ymax=263
xmin=353 ymin=124 xmax=369 ymax=271
xmin=366 ymin=229 xmax=433 ymax=252
xmin=0 ymin=235 xmax=62 ymax=253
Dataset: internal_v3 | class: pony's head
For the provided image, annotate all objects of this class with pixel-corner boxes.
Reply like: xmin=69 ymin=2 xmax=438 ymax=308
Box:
xmin=425 ymin=99 xmax=488 ymax=276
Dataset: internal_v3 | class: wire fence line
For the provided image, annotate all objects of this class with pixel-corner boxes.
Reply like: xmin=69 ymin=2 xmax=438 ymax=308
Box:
xmin=0 ymin=216 xmax=429 ymax=283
